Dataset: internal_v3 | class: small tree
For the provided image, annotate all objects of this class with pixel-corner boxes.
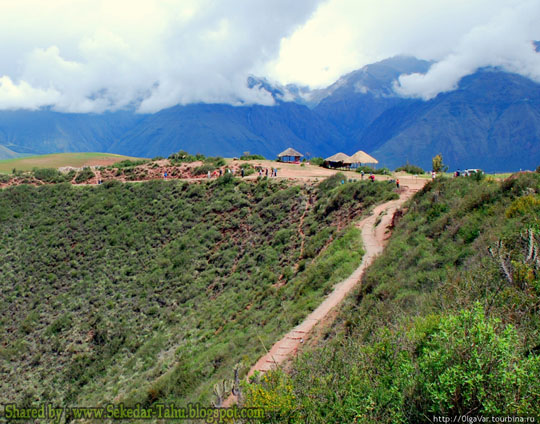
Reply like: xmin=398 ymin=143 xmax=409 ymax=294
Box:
xmin=432 ymin=154 xmax=448 ymax=173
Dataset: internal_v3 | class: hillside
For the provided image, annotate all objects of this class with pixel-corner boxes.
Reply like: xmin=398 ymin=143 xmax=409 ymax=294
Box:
xmin=0 ymin=174 xmax=397 ymax=409
xmin=364 ymin=70 xmax=540 ymax=172
xmin=107 ymin=102 xmax=347 ymax=159
xmin=0 ymin=110 xmax=141 ymax=158
xmin=241 ymin=172 xmax=540 ymax=422
xmin=0 ymin=152 xmax=142 ymax=174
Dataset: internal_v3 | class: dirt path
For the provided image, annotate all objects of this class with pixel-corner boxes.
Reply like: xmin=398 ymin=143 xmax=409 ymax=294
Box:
xmin=224 ymin=186 xmax=419 ymax=406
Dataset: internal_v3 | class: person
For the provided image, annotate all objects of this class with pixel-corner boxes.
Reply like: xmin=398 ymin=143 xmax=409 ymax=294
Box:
xmin=164 ymin=171 xmax=168 ymax=180
xmin=396 ymin=178 xmax=400 ymax=189
xmin=219 ymin=169 xmax=223 ymax=177
xmin=265 ymin=168 xmax=268 ymax=177
xmin=361 ymin=170 xmax=365 ymax=180
xmin=369 ymin=173 xmax=375 ymax=182
xmin=207 ymin=171 xmax=211 ymax=179
xmin=241 ymin=168 xmax=245 ymax=178
xmin=431 ymin=171 xmax=436 ymax=180
xmin=274 ymin=168 xmax=278 ymax=177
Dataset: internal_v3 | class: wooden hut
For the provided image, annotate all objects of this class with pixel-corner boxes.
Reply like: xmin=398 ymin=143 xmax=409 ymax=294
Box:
xmin=350 ymin=150 xmax=379 ymax=169
xmin=277 ymin=148 xmax=304 ymax=163
xmin=325 ymin=152 xmax=353 ymax=169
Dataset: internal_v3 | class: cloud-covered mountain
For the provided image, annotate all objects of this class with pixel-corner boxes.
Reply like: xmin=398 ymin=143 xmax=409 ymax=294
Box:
xmin=1 ymin=55 xmax=540 ymax=172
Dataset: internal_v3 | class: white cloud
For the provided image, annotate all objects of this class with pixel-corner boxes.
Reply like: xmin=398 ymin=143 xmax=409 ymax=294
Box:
xmin=269 ymin=0 xmax=540 ymax=94
xmin=0 ymin=76 xmax=60 ymax=110
xmin=0 ymin=0 xmax=322 ymax=113
xmin=394 ymin=0 xmax=540 ymax=99
xmin=1 ymin=0 xmax=539 ymax=111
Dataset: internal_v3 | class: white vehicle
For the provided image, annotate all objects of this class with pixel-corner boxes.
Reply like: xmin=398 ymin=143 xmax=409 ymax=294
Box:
xmin=463 ymin=169 xmax=483 ymax=176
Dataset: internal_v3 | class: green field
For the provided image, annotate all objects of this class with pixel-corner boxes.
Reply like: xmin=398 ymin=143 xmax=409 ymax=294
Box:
xmin=0 ymin=152 xmax=143 ymax=173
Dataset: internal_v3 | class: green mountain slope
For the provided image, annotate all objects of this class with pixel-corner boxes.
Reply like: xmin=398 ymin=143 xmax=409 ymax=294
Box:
xmin=242 ymin=172 xmax=540 ymax=422
xmin=0 ymin=175 xmax=396 ymax=409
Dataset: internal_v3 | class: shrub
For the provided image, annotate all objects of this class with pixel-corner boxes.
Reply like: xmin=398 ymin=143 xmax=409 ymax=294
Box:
xmin=415 ymin=304 xmax=539 ymax=416
xmin=112 ymin=159 xmax=149 ymax=169
xmin=309 ymin=157 xmax=325 ymax=166
xmin=33 ymin=168 xmax=68 ymax=183
xmin=505 ymin=195 xmax=540 ymax=218
xmin=356 ymin=166 xmax=390 ymax=175
xmin=240 ymin=154 xmax=265 ymax=160
xmin=395 ymin=163 xmax=425 ymax=174
xmin=74 ymin=167 xmax=95 ymax=183
xmin=193 ymin=164 xmax=216 ymax=176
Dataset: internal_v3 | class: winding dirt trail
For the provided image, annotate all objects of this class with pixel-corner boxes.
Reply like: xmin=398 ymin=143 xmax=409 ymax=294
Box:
xmin=224 ymin=186 xmax=421 ymax=406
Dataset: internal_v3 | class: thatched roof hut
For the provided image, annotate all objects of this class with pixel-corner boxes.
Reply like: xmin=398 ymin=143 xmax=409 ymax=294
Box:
xmin=325 ymin=152 xmax=353 ymax=163
xmin=277 ymin=148 xmax=303 ymax=163
xmin=350 ymin=150 xmax=378 ymax=165
xmin=324 ymin=152 xmax=353 ymax=169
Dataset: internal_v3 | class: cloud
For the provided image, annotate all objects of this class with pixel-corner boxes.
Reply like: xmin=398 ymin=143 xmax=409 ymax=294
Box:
xmin=0 ymin=76 xmax=60 ymax=110
xmin=0 ymin=0 xmax=322 ymax=113
xmin=394 ymin=0 xmax=540 ymax=99
xmin=1 ymin=0 xmax=540 ymax=111
xmin=269 ymin=0 xmax=540 ymax=95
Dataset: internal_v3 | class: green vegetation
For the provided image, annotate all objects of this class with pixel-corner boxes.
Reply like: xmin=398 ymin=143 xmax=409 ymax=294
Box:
xmin=242 ymin=173 xmax=540 ymax=422
xmin=0 ymin=174 xmax=395 ymax=410
xmin=395 ymin=163 xmax=425 ymax=174
xmin=432 ymin=153 xmax=448 ymax=172
xmin=0 ymin=153 xmax=141 ymax=174
xmin=240 ymin=154 xmax=266 ymax=161
xmin=355 ymin=165 xmax=391 ymax=175
xmin=308 ymin=157 xmax=325 ymax=166
xmin=112 ymin=159 xmax=151 ymax=169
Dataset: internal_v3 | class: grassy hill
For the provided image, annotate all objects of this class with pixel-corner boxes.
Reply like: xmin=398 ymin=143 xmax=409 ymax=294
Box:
xmin=0 ymin=174 xmax=397 ymax=409
xmin=242 ymin=172 xmax=540 ymax=422
xmin=0 ymin=152 xmax=142 ymax=174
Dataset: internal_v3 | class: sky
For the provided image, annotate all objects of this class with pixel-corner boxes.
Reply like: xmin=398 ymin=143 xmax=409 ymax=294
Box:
xmin=0 ymin=0 xmax=539 ymax=112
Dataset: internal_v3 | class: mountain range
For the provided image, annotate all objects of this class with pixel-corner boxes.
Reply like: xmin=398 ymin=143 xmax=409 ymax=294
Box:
xmin=1 ymin=55 xmax=539 ymax=172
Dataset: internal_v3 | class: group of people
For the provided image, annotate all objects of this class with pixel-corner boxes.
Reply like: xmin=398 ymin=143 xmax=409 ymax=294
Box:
xmin=258 ymin=167 xmax=278 ymax=177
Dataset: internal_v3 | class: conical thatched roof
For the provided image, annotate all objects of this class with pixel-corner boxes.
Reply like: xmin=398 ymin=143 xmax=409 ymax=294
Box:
xmin=325 ymin=152 xmax=353 ymax=163
xmin=278 ymin=147 xmax=303 ymax=157
xmin=350 ymin=150 xmax=378 ymax=164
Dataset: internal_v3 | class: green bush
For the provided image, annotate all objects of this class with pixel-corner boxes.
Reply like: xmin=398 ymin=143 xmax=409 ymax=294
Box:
xmin=395 ymin=163 xmax=425 ymax=174
xmin=32 ymin=168 xmax=68 ymax=183
xmin=240 ymin=154 xmax=265 ymax=160
xmin=193 ymin=163 xmax=216 ymax=176
xmin=112 ymin=159 xmax=149 ymax=169
xmin=415 ymin=305 xmax=539 ymax=416
xmin=356 ymin=165 xmax=390 ymax=175
xmin=74 ymin=167 xmax=95 ymax=183
xmin=309 ymin=157 xmax=325 ymax=166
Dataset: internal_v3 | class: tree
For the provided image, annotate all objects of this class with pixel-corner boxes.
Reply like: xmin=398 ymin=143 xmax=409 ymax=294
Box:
xmin=432 ymin=154 xmax=448 ymax=173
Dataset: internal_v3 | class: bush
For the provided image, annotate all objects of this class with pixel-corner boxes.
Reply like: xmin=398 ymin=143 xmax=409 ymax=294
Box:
xmin=32 ymin=168 xmax=68 ymax=183
xmin=309 ymin=157 xmax=325 ymax=166
xmin=112 ymin=159 xmax=149 ymax=169
xmin=395 ymin=163 xmax=425 ymax=174
xmin=240 ymin=154 xmax=265 ymax=160
xmin=415 ymin=304 xmax=540 ymax=416
xmin=74 ymin=167 xmax=95 ymax=183
xmin=169 ymin=150 xmax=205 ymax=163
xmin=356 ymin=166 xmax=390 ymax=175
xmin=193 ymin=163 xmax=216 ymax=176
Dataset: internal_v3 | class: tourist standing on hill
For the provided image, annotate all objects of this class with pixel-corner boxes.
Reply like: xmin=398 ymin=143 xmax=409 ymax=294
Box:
xmin=241 ymin=168 xmax=245 ymax=178
xmin=361 ymin=170 xmax=365 ymax=180
xmin=396 ymin=178 xmax=400 ymax=189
